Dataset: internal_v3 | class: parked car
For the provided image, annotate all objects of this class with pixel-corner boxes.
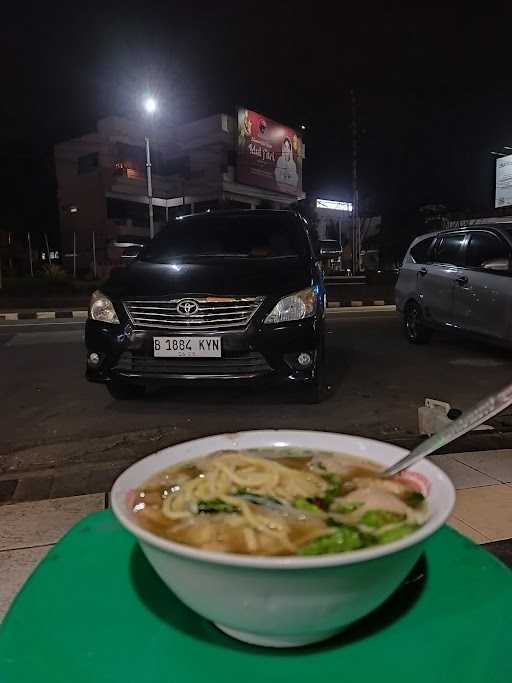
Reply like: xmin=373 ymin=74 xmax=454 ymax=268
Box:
xmin=396 ymin=223 xmax=512 ymax=345
xmin=85 ymin=210 xmax=334 ymax=402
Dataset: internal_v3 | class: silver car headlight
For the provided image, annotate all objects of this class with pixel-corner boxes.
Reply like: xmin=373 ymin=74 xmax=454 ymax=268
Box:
xmin=264 ymin=287 xmax=318 ymax=324
xmin=89 ymin=290 xmax=120 ymax=324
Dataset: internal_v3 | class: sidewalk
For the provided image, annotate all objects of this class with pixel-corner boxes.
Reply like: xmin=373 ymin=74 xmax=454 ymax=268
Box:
xmin=1 ymin=448 xmax=511 ymax=621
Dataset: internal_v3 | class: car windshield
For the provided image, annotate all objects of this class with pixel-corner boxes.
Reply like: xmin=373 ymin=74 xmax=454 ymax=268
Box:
xmin=139 ymin=212 xmax=306 ymax=263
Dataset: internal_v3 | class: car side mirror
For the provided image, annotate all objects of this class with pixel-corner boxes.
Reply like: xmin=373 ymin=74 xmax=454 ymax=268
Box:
xmin=318 ymin=240 xmax=342 ymax=259
xmin=121 ymin=245 xmax=142 ymax=260
xmin=482 ymin=258 xmax=511 ymax=272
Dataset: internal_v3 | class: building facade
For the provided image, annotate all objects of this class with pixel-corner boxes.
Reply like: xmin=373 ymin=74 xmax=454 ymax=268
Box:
xmin=54 ymin=114 xmax=305 ymax=271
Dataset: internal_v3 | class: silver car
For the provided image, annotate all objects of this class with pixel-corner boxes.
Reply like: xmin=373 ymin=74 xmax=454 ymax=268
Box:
xmin=396 ymin=224 xmax=512 ymax=345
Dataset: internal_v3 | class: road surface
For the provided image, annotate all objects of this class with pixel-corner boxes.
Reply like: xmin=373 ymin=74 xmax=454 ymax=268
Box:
xmin=1 ymin=310 xmax=511 ymax=500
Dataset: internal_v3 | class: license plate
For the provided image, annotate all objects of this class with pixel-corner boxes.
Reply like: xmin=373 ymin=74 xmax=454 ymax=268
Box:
xmin=153 ymin=336 xmax=221 ymax=358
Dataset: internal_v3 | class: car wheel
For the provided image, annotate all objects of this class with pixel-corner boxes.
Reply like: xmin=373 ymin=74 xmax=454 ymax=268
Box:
xmin=106 ymin=380 xmax=146 ymax=400
xmin=403 ymin=302 xmax=432 ymax=344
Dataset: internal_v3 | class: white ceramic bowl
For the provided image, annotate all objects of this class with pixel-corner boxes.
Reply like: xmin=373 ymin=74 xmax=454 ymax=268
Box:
xmin=111 ymin=430 xmax=455 ymax=648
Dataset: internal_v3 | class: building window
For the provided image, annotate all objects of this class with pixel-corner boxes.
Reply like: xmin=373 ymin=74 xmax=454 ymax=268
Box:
xmin=77 ymin=152 xmax=99 ymax=174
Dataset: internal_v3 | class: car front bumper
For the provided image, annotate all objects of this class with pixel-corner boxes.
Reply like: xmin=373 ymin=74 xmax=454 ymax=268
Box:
xmin=85 ymin=317 xmax=324 ymax=386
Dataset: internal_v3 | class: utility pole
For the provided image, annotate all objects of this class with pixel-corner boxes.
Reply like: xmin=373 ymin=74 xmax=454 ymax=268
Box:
xmin=145 ymin=136 xmax=155 ymax=239
xmin=92 ymin=231 xmax=97 ymax=279
xmin=27 ymin=232 xmax=34 ymax=277
xmin=44 ymin=233 xmax=52 ymax=265
xmin=73 ymin=232 xmax=77 ymax=278
xmin=351 ymin=88 xmax=360 ymax=274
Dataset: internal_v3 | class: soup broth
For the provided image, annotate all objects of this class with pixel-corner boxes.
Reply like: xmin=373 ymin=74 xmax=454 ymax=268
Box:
xmin=132 ymin=448 xmax=428 ymax=556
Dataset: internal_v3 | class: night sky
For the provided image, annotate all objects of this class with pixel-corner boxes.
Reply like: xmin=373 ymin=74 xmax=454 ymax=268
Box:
xmin=1 ymin=2 xmax=511 ymax=237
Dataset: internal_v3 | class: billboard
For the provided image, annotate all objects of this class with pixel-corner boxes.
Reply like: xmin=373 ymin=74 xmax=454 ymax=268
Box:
xmin=236 ymin=108 xmax=303 ymax=196
xmin=316 ymin=199 xmax=353 ymax=212
xmin=495 ymin=154 xmax=512 ymax=208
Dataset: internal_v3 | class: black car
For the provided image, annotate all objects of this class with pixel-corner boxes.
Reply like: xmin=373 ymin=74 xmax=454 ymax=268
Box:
xmin=85 ymin=210 xmax=331 ymax=402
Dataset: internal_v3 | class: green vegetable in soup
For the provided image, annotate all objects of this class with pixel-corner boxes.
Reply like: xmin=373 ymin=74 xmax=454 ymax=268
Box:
xmin=332 ymin=501 xmax=363 ymax=514
xmin=298 ymin=525 xmax=363 ymax=555
xmin=321 ymin=472 xmax=338 ymax=486
xmin=360 ymin=510 xmax=406 ymax=528
xmin=293 ymin=498 xmax=322 ymax=512
xmin=377 ymin=524 xmax=419 ymax=544
xmin=402 ymin=490 xmax=425 ymax=508
xmin=197 ymin=499 xmax=239 ymax=514
xmin=313 ymin=473 xmax=339 ymax=509
xmin=235 ymin=491 xmax=284 ymax=508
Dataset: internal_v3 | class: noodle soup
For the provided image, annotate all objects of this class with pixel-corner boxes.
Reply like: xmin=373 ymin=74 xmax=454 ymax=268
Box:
xmin=132 ymin=448 xmax=429 ymax=557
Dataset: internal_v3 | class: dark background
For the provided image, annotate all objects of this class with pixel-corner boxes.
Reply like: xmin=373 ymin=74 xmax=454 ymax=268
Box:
xmin=1 ymin=2 xmax=510 ymax=241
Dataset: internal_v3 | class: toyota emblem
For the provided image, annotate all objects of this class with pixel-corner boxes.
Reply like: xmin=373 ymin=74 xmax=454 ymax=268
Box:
xmin=177 ymin=299 xmax=199 ymax=316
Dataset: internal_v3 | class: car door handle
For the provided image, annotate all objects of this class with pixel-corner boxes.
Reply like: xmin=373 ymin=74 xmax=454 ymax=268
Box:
xmin=419 ymin=267 xmax=428 ymax=276
xmin=455 ymin=275 xmax=468 ymax=285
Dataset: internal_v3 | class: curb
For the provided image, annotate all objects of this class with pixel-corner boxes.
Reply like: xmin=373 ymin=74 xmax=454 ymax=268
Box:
xmin=0 ymin=310 xmax=88 ymax=321
xmin=327 ymin=300 xmax=394 ymax=308
xmin=0 ymin=302 xmax=396 ymax=321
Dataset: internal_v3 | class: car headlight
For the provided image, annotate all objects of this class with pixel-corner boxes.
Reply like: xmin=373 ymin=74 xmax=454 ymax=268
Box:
xmin=264 ymin=287 xmax=318 ymax=324
xmin=89 ymin=290 xmax=120 ymax=324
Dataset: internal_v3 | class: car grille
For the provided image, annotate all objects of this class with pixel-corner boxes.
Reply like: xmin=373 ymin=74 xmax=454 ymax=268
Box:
xmin=123 ymin=296 xmax=264 ymax=332
xmin=113 ymin=351 xmax=273 ymax=378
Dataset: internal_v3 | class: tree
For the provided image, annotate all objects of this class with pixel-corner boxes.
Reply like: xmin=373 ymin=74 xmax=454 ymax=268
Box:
xmin=418 ymin=204 xmax=449 ymax=231
xmin=377 ymin=207 xmax=429 ymax=269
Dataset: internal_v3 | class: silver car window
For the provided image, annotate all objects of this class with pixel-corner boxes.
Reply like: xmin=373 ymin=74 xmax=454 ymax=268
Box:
xmin=410 ymin=236 xmax=435 ymax=263
xmin=466 ymin=232 xmax=508 ymax=268
xmin=434 ymin=233 xmax=466 ymax=266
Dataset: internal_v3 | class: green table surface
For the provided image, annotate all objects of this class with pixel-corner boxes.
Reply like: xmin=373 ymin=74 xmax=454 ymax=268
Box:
xmin=1 ymin=510 xmax=511 ymax=683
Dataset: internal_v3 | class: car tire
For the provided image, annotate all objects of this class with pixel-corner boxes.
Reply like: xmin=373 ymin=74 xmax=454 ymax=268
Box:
xmin=403 ymin=302 xmax=432 ymax=344
xmin=106 ymin=380 xmax=146 ymax=400
xmin=303 ymin=376 xmax=328 ymax=404
xmin=302 ymin=345 xmax=329 ymax=404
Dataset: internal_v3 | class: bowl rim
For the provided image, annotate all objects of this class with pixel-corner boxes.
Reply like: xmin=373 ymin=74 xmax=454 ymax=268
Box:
xmin=111 ymin=430 xmax=456 ymax=570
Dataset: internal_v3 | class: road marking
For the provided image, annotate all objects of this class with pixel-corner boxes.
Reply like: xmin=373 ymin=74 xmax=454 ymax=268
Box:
xmin=5 ymin=330 xmax=83 ymax=346
xmin=0 ymin=321 xmax=84 ymax=328
xmin=327 ymin=305 xmax=396 ymax=314
xmin=0 ymin=310 xmax=88 ymax=321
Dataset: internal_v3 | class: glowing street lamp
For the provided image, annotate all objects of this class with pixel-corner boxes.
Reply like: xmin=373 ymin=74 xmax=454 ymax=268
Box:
xmin=144 ymin=97 xmax=157 ymax=114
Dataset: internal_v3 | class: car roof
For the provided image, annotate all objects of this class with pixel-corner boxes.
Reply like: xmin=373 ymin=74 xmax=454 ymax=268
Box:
xmin=412 ymin=223 xmax=512 ymax=241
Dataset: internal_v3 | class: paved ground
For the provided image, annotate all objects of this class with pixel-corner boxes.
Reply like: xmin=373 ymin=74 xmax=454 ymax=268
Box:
xmin=2 ymin=310 xmax=512 ymax=499
xmin=2 ymin=309 xmax=512 ymax=454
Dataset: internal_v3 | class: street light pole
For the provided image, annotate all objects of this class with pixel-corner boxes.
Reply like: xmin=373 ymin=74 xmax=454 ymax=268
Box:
xmin=350 ymin=88 xmax=360 ymax=274
xmin=145 ymin=135 xmax=154 ymax=239
xmin=143 ymin=97 xmax=157 ymax=240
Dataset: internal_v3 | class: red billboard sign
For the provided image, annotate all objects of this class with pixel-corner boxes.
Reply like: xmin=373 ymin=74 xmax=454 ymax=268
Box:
xmin=236 ymin=108 xmax=303 ymax=196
